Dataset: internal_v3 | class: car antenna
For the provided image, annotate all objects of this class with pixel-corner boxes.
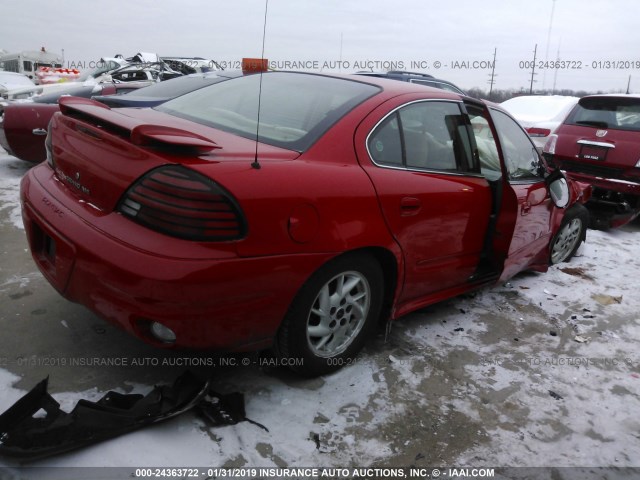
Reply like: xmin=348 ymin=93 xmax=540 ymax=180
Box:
xmin=251 ymin=0 xmax=269 ymax=170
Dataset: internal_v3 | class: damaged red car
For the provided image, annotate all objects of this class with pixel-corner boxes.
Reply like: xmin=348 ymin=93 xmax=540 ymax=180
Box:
xmin=20 ymin=71 xmax=590 ymax=376
xmin=543 ymin=94 xmax=640 ymax=228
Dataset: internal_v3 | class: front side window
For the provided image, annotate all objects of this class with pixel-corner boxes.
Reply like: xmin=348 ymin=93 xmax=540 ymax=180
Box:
xmin=490 ymin=109 xmax=543 ymax=181
xmin=367 ymin=101 xmax=477 ymax=173
xmin=466 ymin=105 xmax=502 ymax=182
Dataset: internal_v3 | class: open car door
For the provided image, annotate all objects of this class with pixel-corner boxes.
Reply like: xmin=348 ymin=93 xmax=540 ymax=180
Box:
xmin=465 ymin=101 xmax=559 ymax=281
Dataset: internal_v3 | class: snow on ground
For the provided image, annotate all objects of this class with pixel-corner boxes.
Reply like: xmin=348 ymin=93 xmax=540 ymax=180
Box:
xmin=0 ymin=149 xmax=29 ymax=229
xmin=0 ymin=148 xmax=639 ymax=476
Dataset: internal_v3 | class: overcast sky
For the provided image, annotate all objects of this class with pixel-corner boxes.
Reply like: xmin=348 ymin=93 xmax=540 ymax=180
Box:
xmin=1 ymin=0 xmax=639 ymax=92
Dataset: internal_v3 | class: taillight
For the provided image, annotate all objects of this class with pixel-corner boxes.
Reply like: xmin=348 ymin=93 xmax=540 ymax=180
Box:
xmin=117 ymin=165 xmax=247 ymax=241
xmin=526 ymin=127 xmax=552 ymax=137
xmin=543 ymin=134 xmax=558 ymax=155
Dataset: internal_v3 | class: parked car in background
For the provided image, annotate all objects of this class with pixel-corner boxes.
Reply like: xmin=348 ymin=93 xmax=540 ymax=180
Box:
xmin=160 ymin=57 xmax=222 ymax=74
xmin=1 ymin=58 xmax=184 ymax=103
xmin=0 ymin=58 xmax=128 ymax=102
xmin=92 ymin=70 xmax=243 ymax=108
xmin=105 ymin=61 xmax=183 ymax=83
xmin=21 ymin=72 xmax=589 ymax=376
xmin=0 ymin=71 xmax=36 ymax=97
xmin=355 ymin=71 xmax=466 ymax=95
xmin=543 ymin=94 xmax=640 ymax=228
xmin=0 ymin=81 xmax=151 ymax=162
xmin=0 ymin=71 xmax=243 ymax=163
xmin=501 ymin=95 xmax=579 ymax=149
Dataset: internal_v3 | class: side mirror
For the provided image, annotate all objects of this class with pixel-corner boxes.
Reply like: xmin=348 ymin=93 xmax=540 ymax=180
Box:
xmin=546 ymin=169 xmax=570 ymax=208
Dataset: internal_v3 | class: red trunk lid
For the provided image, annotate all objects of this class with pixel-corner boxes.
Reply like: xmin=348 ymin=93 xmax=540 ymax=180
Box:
xmin=50 ymin=97 xmax=299 ymax=212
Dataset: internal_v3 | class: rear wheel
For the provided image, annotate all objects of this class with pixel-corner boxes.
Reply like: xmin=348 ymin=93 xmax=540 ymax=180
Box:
xmin=550 ymin=204 xmax=589 ymax=264
xmin=277 ymin=253 xmax=383 ymax=376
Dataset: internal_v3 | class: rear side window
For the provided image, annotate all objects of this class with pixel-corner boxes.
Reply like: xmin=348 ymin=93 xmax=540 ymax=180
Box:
xmin=566 ymin=96 xmax=640 ymax=131
xmin=367 ymin=101 xmax=478 ymax=173
xmin=157 ymin=72 xmax=380 ymax=152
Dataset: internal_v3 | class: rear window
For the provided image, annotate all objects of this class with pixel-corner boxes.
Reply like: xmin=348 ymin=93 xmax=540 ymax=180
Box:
xmin=566 ymin=96 xmax=640 ymax=132
xmin=128 ymin=73 xmax=232 ymax=98
xmin=156 ymin=72 xmax=380 ymax=151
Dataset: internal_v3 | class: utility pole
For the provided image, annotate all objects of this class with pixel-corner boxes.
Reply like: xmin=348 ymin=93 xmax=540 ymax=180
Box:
xmin=339 ymin=32 xmax=343 ymax=72
xmin=552 ymin=41 xmax=561 ymax=94
xmin=627 ymin=75 xmax=632 ymax=94
xmin=487 ymin=47 xmax=497 ymax=100
xmin=543 ymin=0 xmax=557 ymax=89
xmin=529 ymin=44 xmax=538 ymax=94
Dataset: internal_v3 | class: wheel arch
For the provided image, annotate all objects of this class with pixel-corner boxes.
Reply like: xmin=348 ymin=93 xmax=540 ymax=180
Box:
xmin=354 ymin=246 xmax=399 ymax=326
xmin=549 ymin=202 xmax=589 ymax=264
xmin=274 ymin=246 xmax=400 ymax=349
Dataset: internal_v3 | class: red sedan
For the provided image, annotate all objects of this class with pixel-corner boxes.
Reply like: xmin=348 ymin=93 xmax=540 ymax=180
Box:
xmin=20 ymin=71 xmax=590 ymax=376
xmin=0 ymin=82 xmax=149 ymax=163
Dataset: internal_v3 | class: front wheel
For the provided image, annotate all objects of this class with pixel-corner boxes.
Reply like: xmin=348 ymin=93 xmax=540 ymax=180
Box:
xmin=276 ymin=253 xmax=384 ymax=376
xmin=550 ymin=203 xmax=589 ymax=264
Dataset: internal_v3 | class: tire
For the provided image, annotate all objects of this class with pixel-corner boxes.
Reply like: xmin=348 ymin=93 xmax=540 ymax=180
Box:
xmin=276 ymin=253 xmax=384 ymax=377
xmin=550 ymin=203 xmax=589 ymax=264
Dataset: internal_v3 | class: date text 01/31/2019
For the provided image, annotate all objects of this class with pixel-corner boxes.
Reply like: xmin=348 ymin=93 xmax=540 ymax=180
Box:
xmin=519 ymin=60 xmax=640 ymax=70
xmin=133 ymin=467 xmax=496 ymax=478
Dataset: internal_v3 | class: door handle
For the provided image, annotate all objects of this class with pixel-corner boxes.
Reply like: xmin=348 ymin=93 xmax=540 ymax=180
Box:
xmin=521 ymin=201 xmax=531 ymax=215
xmin=32 ymin=128 xmax=47 ymax=136
xmin=400 ymin=197 xmax=421 ymax=216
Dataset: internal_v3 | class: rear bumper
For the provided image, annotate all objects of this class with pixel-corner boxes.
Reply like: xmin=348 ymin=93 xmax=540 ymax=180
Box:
xmin=546 ymin=154 xmax=640 ymax=227
xmin=545 ymin=153 xmax=640 ymax=195
xmin=566 ymin=171 xmax=640 ymax=196
xmin=20 ymin=164 xmax=333 ymax=351
xmin=589 ymin=208 xmax=639 ymax=229
xmin=586 ymin=187 xmax=640 ymax=229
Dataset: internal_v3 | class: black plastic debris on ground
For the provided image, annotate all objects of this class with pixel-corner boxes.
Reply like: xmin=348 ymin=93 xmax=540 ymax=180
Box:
xmin=0 ymin=371 xmax=263 ymax=460
xmin=198 ymin=392 xmax=268 ymax=432
xmin=549 ymin=390 xmax=563 ymax=400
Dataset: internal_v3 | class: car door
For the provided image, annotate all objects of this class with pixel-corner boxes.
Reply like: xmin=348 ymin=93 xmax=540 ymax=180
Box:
xmin=2 ymin=103 xmax=59 ymax=162
xmin=355 ymin=97 xmax=493 ymax=310
xmin=478 ymin=104 xmax=556 ymax=280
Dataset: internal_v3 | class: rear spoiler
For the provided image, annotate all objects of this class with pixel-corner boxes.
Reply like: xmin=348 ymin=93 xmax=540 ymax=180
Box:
xmin=58 ymin=96 xmax=221 ymax=153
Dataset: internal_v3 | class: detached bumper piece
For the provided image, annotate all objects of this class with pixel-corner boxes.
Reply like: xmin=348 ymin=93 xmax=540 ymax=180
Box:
xmin=0 ymin=371 xmax=209 ymax=459
xmin=197 ymin=391 xmax=269 ymax=433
